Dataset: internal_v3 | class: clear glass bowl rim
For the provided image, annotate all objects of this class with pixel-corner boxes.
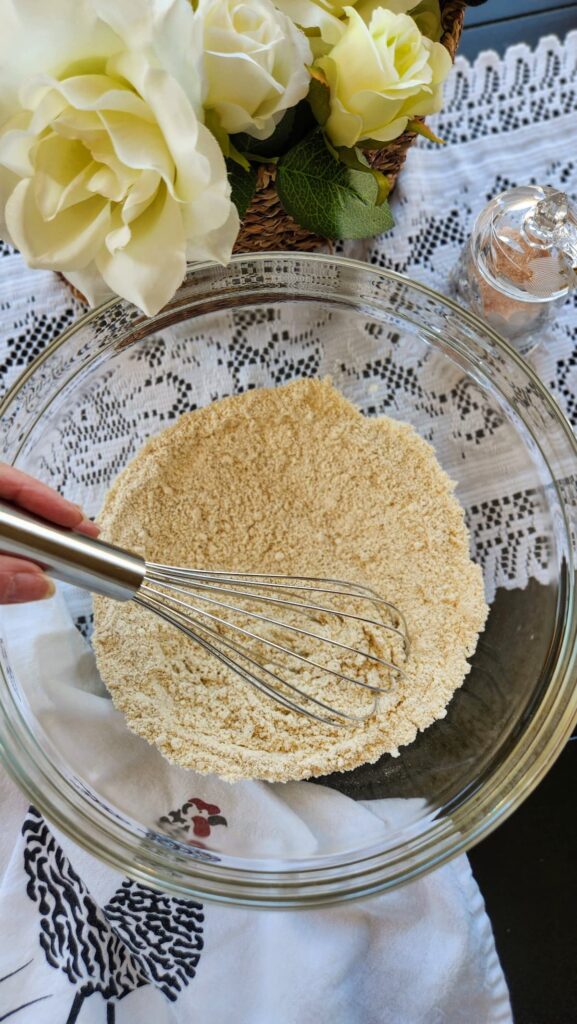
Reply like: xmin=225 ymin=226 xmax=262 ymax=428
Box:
xmin=1 ymin=252 xmax=577 ymax=908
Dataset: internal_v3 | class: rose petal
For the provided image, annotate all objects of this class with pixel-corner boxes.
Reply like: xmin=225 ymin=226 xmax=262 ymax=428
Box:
xmin=87 ymin=165 xmax=129 ymax=203
xmin=109 ymin=50 xmax=214 ymax=206
xmin=52 ymin=110 xmax=140 ymax=193
xmin=96 ymin=181 xmax=186 ymax=315
xmin=363 ymin=114 xmax=408 ymax=143
xmin=0 ymin=119 xmax=35 ymax=178
xmin=34 ymin=134 xmax=95 ymax=219
xmin=63 ymin=264 xmax=114 ymax=306
xmin=333 ymin=8 xmax=391 ymax=94
xmin=0 ymin=165 xmax=19 ymax=238
xmin=205 ymin=52 xmax=284 ymax=133
xmin=105 ymin=212 xmax=132 ymax=254
xmin=181 ymin=123 xmax=235 ymax=239
xmin=94 ymin=0 xmax=204 ymax=112
xmin=349 ymin=88 xmax=404 ymax=131
xmin=0 ymin=0 xmax=119 ymax=125
xmin=322 ymin=88 xmax=364 ymax=148
xmin=186 ymin=201 xmax=240 ymax=264
xmin=274 ymin=0 xmax=347 ymax=44
xmin=120 ymin=170 xmax=161 ymax=224
xmin=98 ymin=109 xmax=175 ymax=185
xmin=38 ymin=74 xmax=156 ymax=121
xmin=91 ymin=0 xmax=163 ymax=49
xmin=6 ymin=177 xmax=110 ymax=270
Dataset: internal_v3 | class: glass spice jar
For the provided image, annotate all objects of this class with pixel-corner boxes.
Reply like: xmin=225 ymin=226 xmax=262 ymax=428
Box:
xmin=449 ymin=185 xmax=577 ymax=356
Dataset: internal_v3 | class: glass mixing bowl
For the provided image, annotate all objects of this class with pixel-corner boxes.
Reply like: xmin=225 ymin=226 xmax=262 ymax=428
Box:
xmin=1 ymin=253 xmax=577 ymax=907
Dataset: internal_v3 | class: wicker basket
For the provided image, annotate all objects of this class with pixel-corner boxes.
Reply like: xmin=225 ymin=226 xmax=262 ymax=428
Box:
xmin=235 ymin=0 xmax=466 ymax=253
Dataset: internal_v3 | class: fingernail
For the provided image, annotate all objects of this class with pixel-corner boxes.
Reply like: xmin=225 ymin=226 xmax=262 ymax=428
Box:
xmin=42 ymin=577 xmax=56 ymax=599
xmin=6 ymin=573 xmax=55 ymax=603
xmin=77 ymin=518 xmax=100 ymax=538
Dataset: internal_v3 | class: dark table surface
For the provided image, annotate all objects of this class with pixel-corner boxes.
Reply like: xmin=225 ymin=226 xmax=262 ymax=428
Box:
xmin=469 ymin=739 xmax=577 ymax=1024
xmin=461 ymin=7 xmax=577 ymax=1022
xmin=460 ymin=0 xmax=577 ymax=60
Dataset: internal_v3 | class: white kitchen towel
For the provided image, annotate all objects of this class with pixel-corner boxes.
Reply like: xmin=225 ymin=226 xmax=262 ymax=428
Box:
xmin=0 ymin=591 xmax=511 ymax=1024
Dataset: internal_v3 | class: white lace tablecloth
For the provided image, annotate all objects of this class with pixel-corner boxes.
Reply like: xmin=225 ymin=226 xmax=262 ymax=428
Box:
xmin=343 ymin=30 xmax=577 ymax=599
xmin=1 ymin=30 xmax=576 ymax=1024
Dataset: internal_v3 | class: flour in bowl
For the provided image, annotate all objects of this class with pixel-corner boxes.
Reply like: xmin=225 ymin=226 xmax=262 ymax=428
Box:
xmin=93 ymin=378 xmax=488 ymax=782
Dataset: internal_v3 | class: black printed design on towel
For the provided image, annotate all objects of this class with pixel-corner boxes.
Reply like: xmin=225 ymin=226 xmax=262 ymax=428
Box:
xmin=102 ymin=883 xmax=204 ymax=1003
xmin=22 ymin=807 xmax=204 ymax=1023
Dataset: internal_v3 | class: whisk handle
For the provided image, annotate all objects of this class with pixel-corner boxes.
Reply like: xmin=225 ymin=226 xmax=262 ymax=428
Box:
xmin=0 ymin=500 xmax=145 ymax=600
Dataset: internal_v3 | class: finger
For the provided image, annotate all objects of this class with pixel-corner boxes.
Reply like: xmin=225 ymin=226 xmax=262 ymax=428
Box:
xmin=0 ymin=464 xmax=99 ymax=534
xmin=0 ymin=564 xmax=55 ymax=604
xmin=76 ymin=518 xmax=100 ymax=538
xmin=0 ymin=555 xmax=47 ymax=573
xmin=0 ymin=468 xmax=85 ymax=527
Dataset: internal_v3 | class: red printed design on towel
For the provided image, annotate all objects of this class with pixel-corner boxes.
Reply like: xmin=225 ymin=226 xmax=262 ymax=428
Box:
xmin=157 ymin=797 xmax=228 ymax=848
xmin=188 ymin=797 xmax=228 ymax=838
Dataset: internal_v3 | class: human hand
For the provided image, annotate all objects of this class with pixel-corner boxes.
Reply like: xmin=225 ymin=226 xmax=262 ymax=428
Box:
xmin=0 ymin=464 xmax=99 ymax=603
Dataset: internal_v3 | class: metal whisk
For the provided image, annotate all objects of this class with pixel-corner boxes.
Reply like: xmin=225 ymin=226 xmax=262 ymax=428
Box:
xmin=0 ymin=501 xmax=409 ymax=726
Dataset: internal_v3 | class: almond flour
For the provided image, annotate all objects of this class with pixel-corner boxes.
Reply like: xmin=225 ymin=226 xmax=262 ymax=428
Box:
xmin=92 ymin=378 xmax=488 ymax=782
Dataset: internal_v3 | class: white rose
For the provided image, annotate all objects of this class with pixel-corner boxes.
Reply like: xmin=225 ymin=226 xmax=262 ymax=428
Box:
xmin=316 ymin=6 xmax=451 ymax=148
xmin=198 ymin=0 xmax=312 ymax=141
xmin=274 ymin=0 xmax=359 ymax=44
xmin=0 ymin=0 xmax=239 ymax=316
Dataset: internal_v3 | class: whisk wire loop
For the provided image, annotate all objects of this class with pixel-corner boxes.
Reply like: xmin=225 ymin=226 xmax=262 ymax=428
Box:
xmin=138 ymin=590 xmax=376 ymax=726
xmin=136 ymin=565 xmax=410 ymax=725
xmin=141 ymin=580 xmax=404 ymax=684
xmin=147 ymin=564 xmax=410 ymax=651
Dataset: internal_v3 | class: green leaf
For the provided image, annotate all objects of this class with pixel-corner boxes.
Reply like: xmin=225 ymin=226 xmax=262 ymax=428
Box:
xmin=277 ymin=128 xmax=394 ymax=240
xmin=307 ymin=64 xmax=328 ymax=86
xmin=227 ymin=138 xmax=251 ymax=171
xmin=232 ymin=107 xmax=298 ymax=160
xmin=241 ymin=152 xmax=279 ymax=165
xmin=227 ymin=159 xmax=258 ymax=219
xmin=410 ymin=0 xmax=442 ymax=42
xmin=335 ymin=147 xmax=392 ymax=206
xmin=309 ymin=75 xmax=332 ymax=128
xmin=406 ymin=119 xmax=445 ymax=145
xmin=308 ymin=76 xmax=331 ymax=127
xmin=205 ymin=111 xmax=250 ymax=170
xmin=357 ymin=137 xmax=388 ymax=151
xmin=354 ymin=0 xmax=441 ymax=40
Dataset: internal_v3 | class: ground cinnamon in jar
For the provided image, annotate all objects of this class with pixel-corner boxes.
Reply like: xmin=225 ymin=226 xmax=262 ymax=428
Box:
xmin=473 ymin=229 xmax=563 ymax=337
